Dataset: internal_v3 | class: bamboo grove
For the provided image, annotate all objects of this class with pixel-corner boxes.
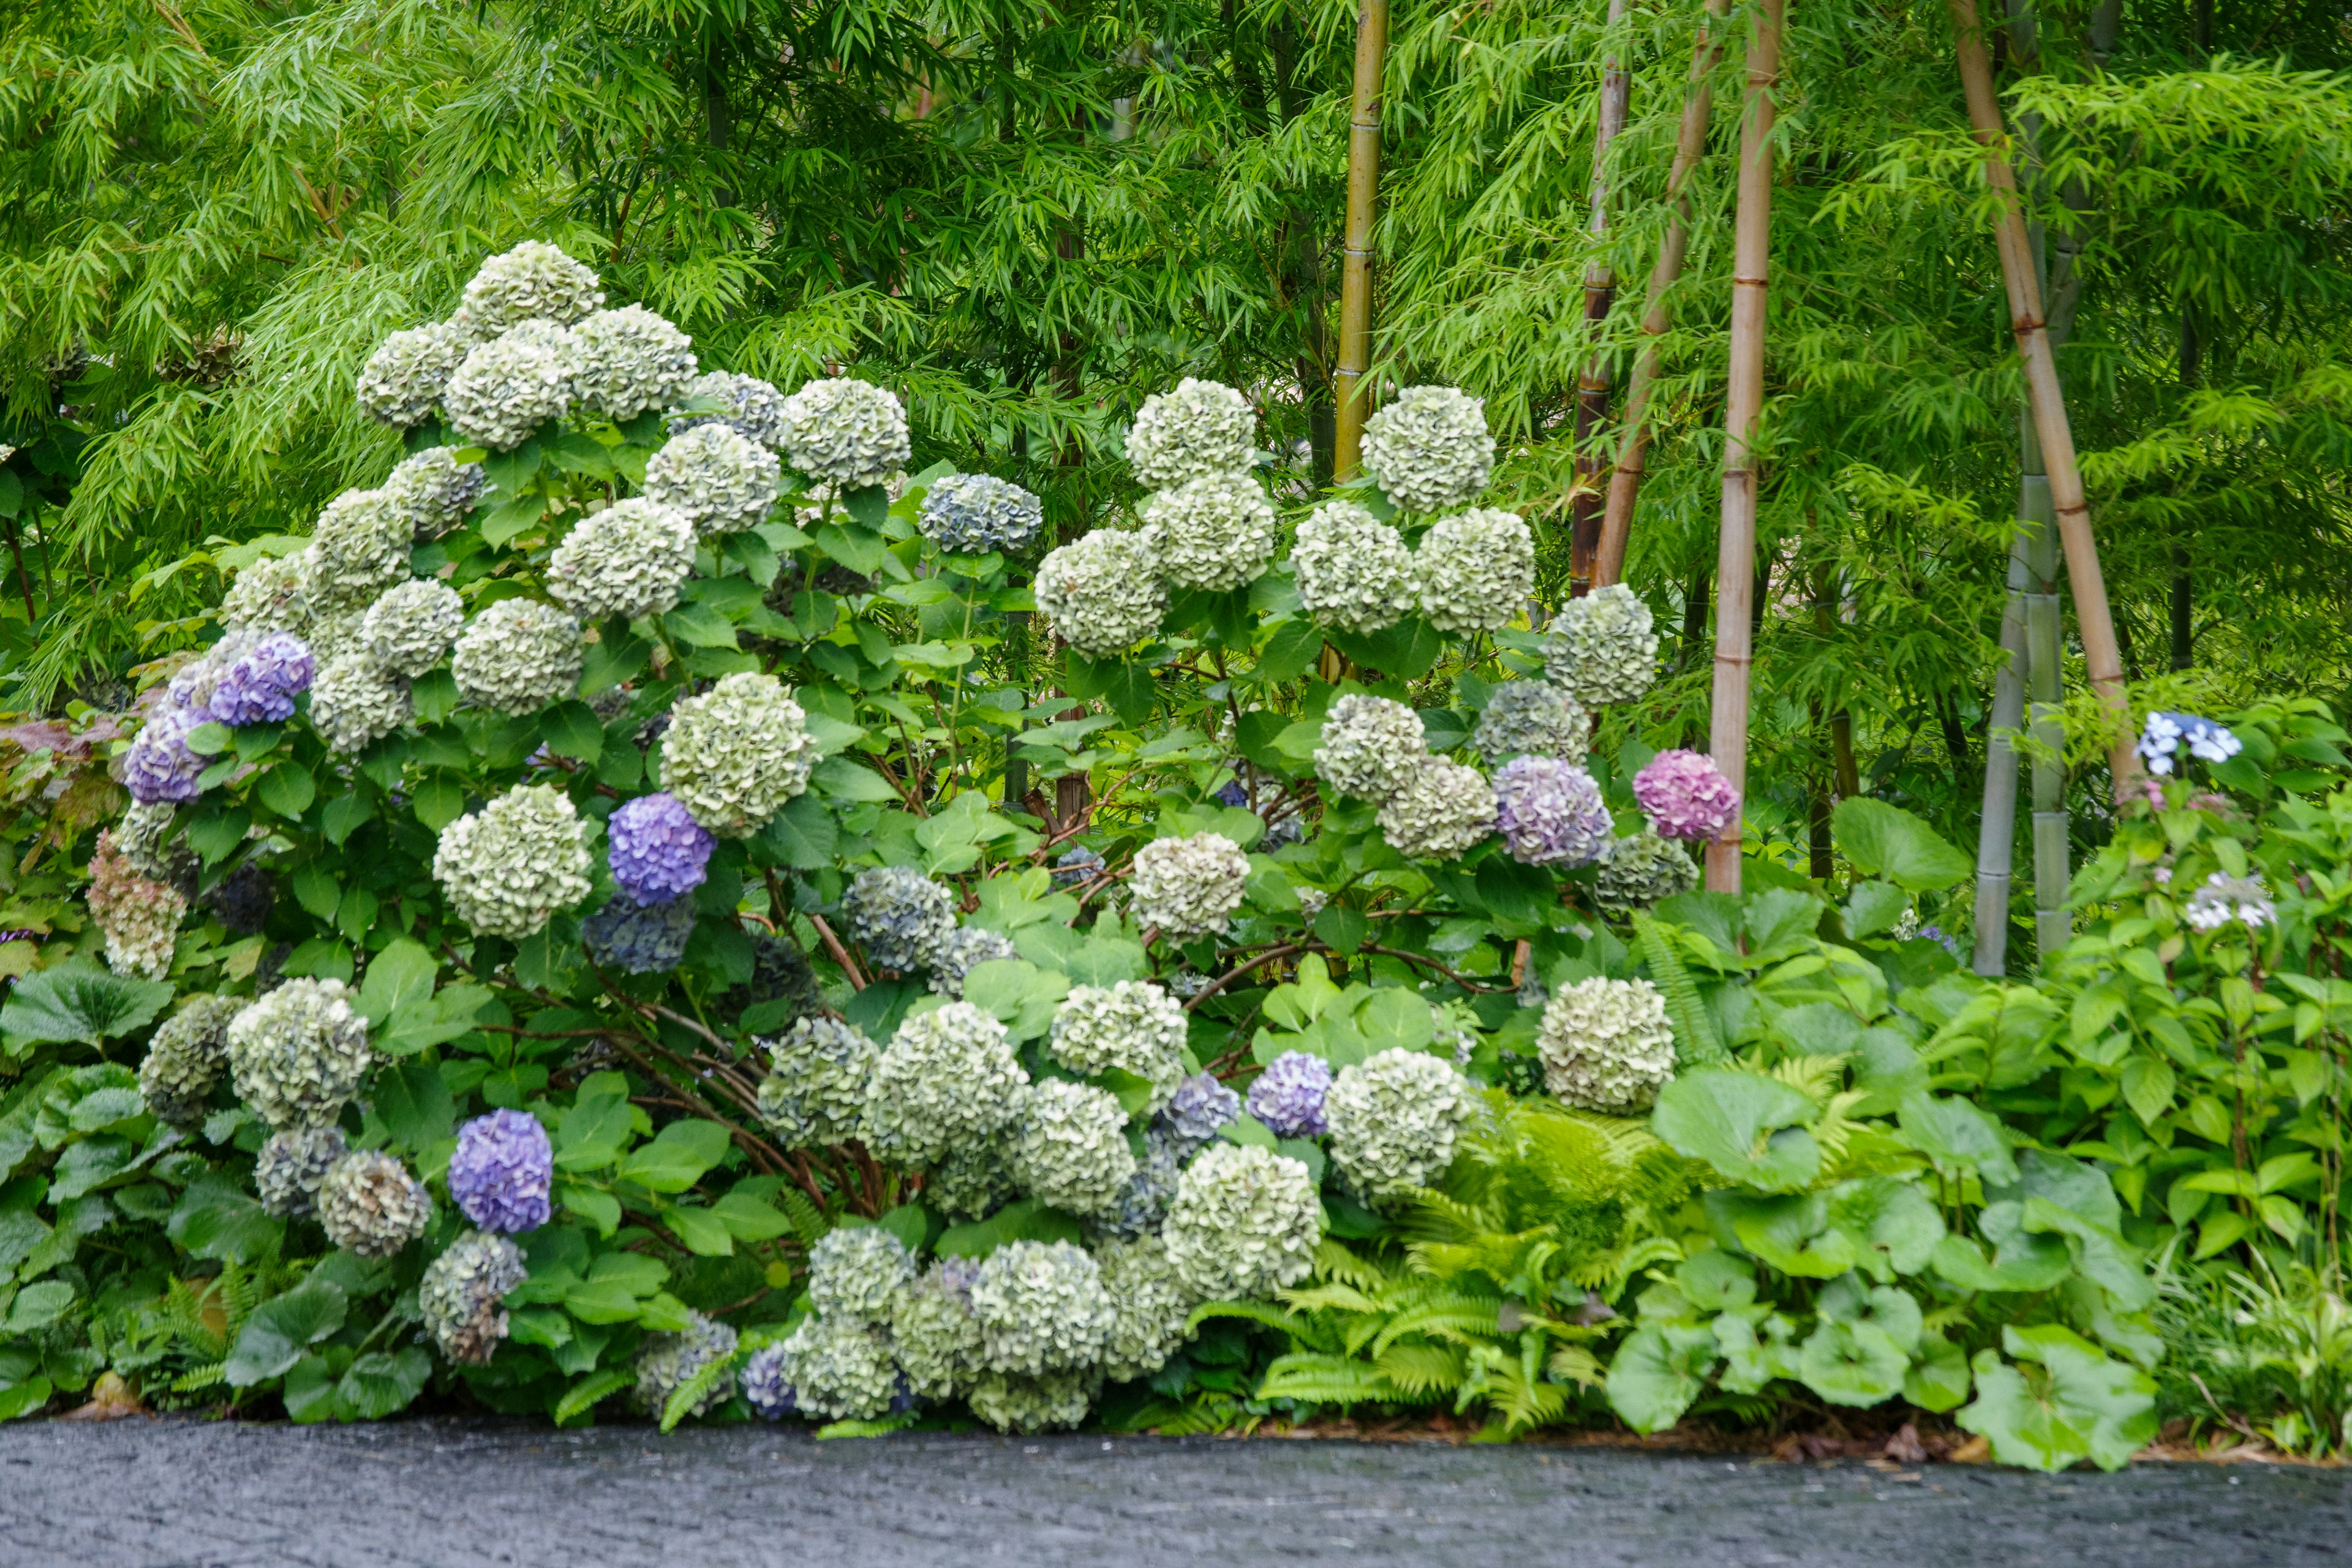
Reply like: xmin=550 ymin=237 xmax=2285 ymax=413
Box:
xmin=7 ymin=0 xmax=2352 ymax=957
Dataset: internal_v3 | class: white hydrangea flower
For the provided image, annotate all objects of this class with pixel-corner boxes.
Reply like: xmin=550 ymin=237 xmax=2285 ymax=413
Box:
xmin=1123 ymin=377 xmax=1255 ymax=488
xmin=304 ymin=603 xmax=368 ymax=665
xmin=458 ymin=241 xmax=605 ymax=336
xmin=1128 ymin=832 xmax=1249 ymax=938
xmin=971 ymin=1240 xmax=1115 ymax=1376
xmin=772 ymin=1314 xmax=899 ymax=1421
xmin=778 ymin=377 xmax=911 ymax=491
xmin=1313 ymin=694 xmax=1428 ymax=804
xmin=304 ymin=489 xmax=412 ymax=611
xmin=1544 ymin=583 xmax=1659 ymax=706
xmin=443 ymin=319 xmax=583 ymax=451
xmin=805 ymin=1226 xmax=918 ymax=1323
xmin=1034 ymin=529 xmax=1165 ymax=657
xmin=226 ymin=978 xmax=373 ymax=1130
xmin=1291 ymin=501 xmax=1418 ymax=633
xmin=138 ymin=993 xmax=239 ymax=1128
xmin=1009 ymin=1079 xmax=1137 ymax=1219
xmin=255 ymin=1125 xmax=349 ymax=1217
xmin=218 ymin=552 xmax=314 ymax=636
xmin=669 ymin=369 xmax=788 ymax=450
xmin=570 ymin=304 xmax=696 ymax=421
xmin=755 ymin=1017 xmax=877 ymax=1148
xmin=420 ymin=1230 xmax=526 ymax=1365
xmin=641 ymin=423 xmax=781 ymax=537
xmin=922 ymin=1139 xmax=1019 ymax=1222
xmin=356 ymin=321 xmax=470 ymax=428
xmin=861 ymin=1001 xmax=1030 ymax=1167
xmin=1472 ymin=680 xmax=1591 ymax=761
xmin=1537 ymin=976 xmax=1675 ymax=1113
xmin=1361 ymin=385 xmax=1494 ymax=512
xmin=1162 ymin=1143 xmax=1321 ymax=1300
xmin=360 ymin=578 xmax=465 ymax=679
xmin=966 ymin=1369 xmax=1096 ymax=1434
xmin=380 ymin=447 xmax=488 ymax=539
xmin=318 ymin=1150 xmax=433 ymax=1258
xmin=1094 ymin=1234 xmax=1196 ymax=1381
xmin=1325 ymin=1047 xmax=1473 ymax=1205
xmin=1138 ymin=472 xmax=1278 ymax=591
xmin=1047 ymin=981 xmax=1189 ymax=1114
xmin=450 ymin=598 xmax=582 ymax=714
xmin=309 ymin=652 xmax=412 ymax=755
xmin=891 ymin=1259 xmax=986 ymax=1401
xmin=657 ymin=671 xmax=818 ymax=837
xmin=1376 ymin=756 xmax=1495 ymax=860
xmin=634 ymin=1311 xmax=739 ymax=1419
xmin=431 ymin=783 xmax=592 ymax=938
xmin=1416 ymin=507 xmax=1533 ymax=633
xmin=1593 ymin=830 xmax=1700 ymax=916
xmin=545 ymin=499 xmax=696 ymax=622
xmin=918 ymin=473 xmax=1045 ymax=555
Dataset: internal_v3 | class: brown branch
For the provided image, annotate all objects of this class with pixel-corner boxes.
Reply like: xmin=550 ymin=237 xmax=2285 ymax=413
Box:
xmin=808 ymin=914 xmax=867 ymax=990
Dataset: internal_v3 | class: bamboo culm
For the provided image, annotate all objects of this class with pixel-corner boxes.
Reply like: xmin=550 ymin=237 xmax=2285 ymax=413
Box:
xmin=1331 ymin=0 xmax=1390 ymax=480
xmin=1567 ymin=0 xmax=1634 ymax=596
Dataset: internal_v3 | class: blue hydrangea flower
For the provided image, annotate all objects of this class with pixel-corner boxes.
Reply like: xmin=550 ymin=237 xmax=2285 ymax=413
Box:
xmin=447 ymin=1108 xmax=553 ymax=1234
xmin=1050 ymin=846 xmax=1105 ymax=889
xmin=2136 ymin=710 xmax=2241 ymax=776
xmin=583 ymin=894 xmax=696 ymax=974
xmin=741 ymin=1342 xmax=799 ymax=1420
xmin=1245 ymin=1051 xmax=1333 ymax=1138
xmin=607 ymin=791 xmax=715 ymax=906
xmin=124 ymin=707 xmax=208 ymax=804
xmin=1158 ymin=1072 xmax=1240 ymax=1156
xmin=209 ymin=634 xmax=317 ymax=727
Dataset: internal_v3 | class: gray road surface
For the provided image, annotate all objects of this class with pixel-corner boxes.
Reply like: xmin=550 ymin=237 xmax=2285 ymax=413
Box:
xmin=5 ymin=1418 xmax=2348 ymax=1567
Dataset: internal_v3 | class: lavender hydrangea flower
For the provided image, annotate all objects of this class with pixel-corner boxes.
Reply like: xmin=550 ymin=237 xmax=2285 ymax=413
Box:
xmin=208 ymin=633 xmax=317 ymax=726
xmin=1493 ymin=756 xmax=1613 ymax=867
xmin=1158 ymin=1072 xmax=1240 ymax=1156
xmin=1246 ymin=1051 xmax=1333 ymax=1138
xmin=741 ymin=1342 xmax=800 ymax=1420
xmin=123 ymin=707 xmax=208 ymax=804
xmin=2137 ymin=711 xmax=2242 ymax=777
xmin=607 ymin=791 xmax=715 ymax=906
xmin=447 ymin=1109 xmax=553 ymax=1234
xmin=1632 ymin=748 xmax=1741 ymax=842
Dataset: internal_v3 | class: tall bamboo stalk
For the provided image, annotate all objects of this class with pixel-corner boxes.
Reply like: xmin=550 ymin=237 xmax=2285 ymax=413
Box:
xmin=1566 ymin=0 xmax=1635 ymax=595
xmin=1703 ymin=0 xmax=1784 ymax=896
xmin=1597 ymin=0 xmax=1732 ymax=589
xmin=1948 ymin=0 xmax=2136 ymax=800
xmin=1331 ymin=0 xmax=1390 ymax=479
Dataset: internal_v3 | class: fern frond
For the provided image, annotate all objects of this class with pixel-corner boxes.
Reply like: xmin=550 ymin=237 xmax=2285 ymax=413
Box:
xmin=1311 ymin=1237 xmax=1395 ymax=1292
xmin=1772 ymin=1054 xmax=1852 ymax=1106
xmin=1547 ymin=1344 xmax=1606 ymax=1389
xmin=1257 ymin=1354 xmax=1407 ymax=1406
xmin=1373 ymin=1341 xmax=1470 ymax=1398
xmin=775 ymin=1185 xmax=831 ymax=1246
xmin=1187 ymin=1299 xmax=1307 ymax=1338
xmin=1635 ymin=914 xmax=1728 ymax=1066
xmin=1569 ymin=1233 xmax=1685 ymax=1295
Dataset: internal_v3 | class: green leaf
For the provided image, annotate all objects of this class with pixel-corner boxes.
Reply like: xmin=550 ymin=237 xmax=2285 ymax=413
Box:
xmin=614 ymin=1119 xmax=733 ymax=1193
xmin=168 ymin=1172 xmax=284 ymax=1262
xmin=337 ymin=1348 xmax=431 ymax=1419
xmin=1604 ymin=1322 xmax=1718 ymax=1434
xmin=1905 ymin=1331 xmax=1972 ymax=1412
xmin=664 ymin=1203 xmax=736 ymax=1256
xmin=256 ymin=763 xmax=316 ymax=818
xmin=876 ymin=1202 xmax=931 ymax=1253
xmin=1716 ymin=1192 xmax=1860 ymax=1278
xmin=1824 ymin=1176 xmax=1946 ymax=1280
xmin=935 ymin=1196 xmax=1084 ymax=1259
xmin=1312 ymin=903 xmax=1368 ymax=956
xmin=579 ymin=629 xmax=650 ymax=695
xmin=1798 ymin=1320 xmax=1909 ymax=1408
xmin=356 ymin=938 xmax=439 ymax=1024
xmin=1957 ymin=1327 xmax=2157 ymax=1472
xmin=375 ymin=1060 xmax=456 ymax=1152
xmin=541 ymin=700 xmax=605 ymax=763
xmin=555 ymin=1094 xmax=633 ymax=1172
xmin=481 ymin=493 xmax=548 ymax=547
xmin=183 ymin=721 xmax=233 ymax=757
xmin=226 ymin=1278 xmax=348 ymax=1386
xmin=760 ymin=794 xmax=839 ymax=869
xmin=0 ymin=1379 xmax=51 ymax=1421
xmin=185 ymin=804 xmax=251 ymax=864
xmin=840 ymin=484 xmax=889 ymax=528
xmin=662 ymin=603 xmax=740 ymax=649
xmin=1650 ymin=1070 xmax=1820 ymax=1190
xmin=1254 ymin=619 xmax=1323 ymax=685
xmin=1831 ymin=799 xmax=1971 ymax=892
xmin=812 ymin=756 xmax=900 ymax=802
xmin=2119 ymin=1057 xmax=2176 ymax=1126
xmin=3 ymin=1280 xmax=73 ymax=1333
xmin=1841 ymin=880 xmax=1910 ymax=939
xmin=1896 ymin=1090 xmax=2019 ymax=1185
xmin=1327 ymin=616 xmax=1444 ymax=679
xmin=322 ymin=790 xmax=374 ymax=846
xmin=713 ymin=1191 xmax=794 ymax=1242
xmin=555 ymin=1369 xmax=635 ymax=1426
xmin=814 ymin=522 xmax=889 ymax=576
xmin=0 ymin=963 xmax=172 ymax=1044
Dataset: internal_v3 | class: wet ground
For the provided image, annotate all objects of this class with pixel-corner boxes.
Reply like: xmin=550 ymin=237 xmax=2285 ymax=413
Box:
xmin=7 ymin=1418 xmax=2348 ymax=1567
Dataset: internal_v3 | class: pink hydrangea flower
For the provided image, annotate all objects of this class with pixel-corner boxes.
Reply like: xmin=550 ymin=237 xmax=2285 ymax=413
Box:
xmin=1632 ymin=748 xmax=1741 ymax=842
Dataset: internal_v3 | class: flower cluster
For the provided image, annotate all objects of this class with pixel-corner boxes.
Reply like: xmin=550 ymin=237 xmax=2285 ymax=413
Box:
xmin=807 ymin=1226 xmax=918 ymax=1321
xmin=1137 ymin=473 xmax=1278 ymax=591
xmin=138 ymin=994 xmax=240 ymax=1128
xmin=971 ymin=1240 xmax=1116 ymax=1376
xmin=1245 ymin=1050 xmax=1333 ymax=1138
xmin=458 ymin=241 xmax=605 ymax=334
xmin=643 ymin=424 xmax=781 ymax=537
xmin=1033 ymin=530 xmax=1165 ymax=657
xmin=918 ymin=473 xmax=1046 ymax=555
xmin=967 ymin=1370 xmax=1096 ymax=1434
xmin=1324 ymin=1048 xmax=1474 ymax=1205
xmin=2137 ymin=711 xmax=2243 ymax=777
xmin=756 ymin=1017 xmax=879 ymax=1148
xmin=1632 ymin=748 xmax=1742 ymax=842
xmin=839 ymin=866 xmax=956 ymax=973
xmin=88 ymin=830 xmax=187 ymax=981
xmin=209 ymin=635 xmax=315 ymax=726
xmin=1290 ymin=501 xmax=1418 ymax=633
xmin=778 ymin=378 xmax=911 ymax=490
xmin=1493 ymin=756 xmax=1613 ymax=868
xmin=1124 ymin=379 xmax=1255 ymax=488
xmin=1537 ymin=978 xmax=1676 ymax=1112
xmin=255 ymin=1125 xmax=348 ymax=1217
xmin=636 ymin=1312 xmax=741 ymax=1420
xmin=431 ymin=783 xmax=592 ymax=938
xmin=448 ymin=1109 xmax=554 ymax=1234
xmin=1545 ymin=584 xmax=1658 ymax=705
xmin=1416 ymin=508 xmax=1534 ymax=633
xmin=450 ymin=598 xmax=583 ymax=715
xmin=357 ymin=321 xmax=470 ymax=428
xmin=571 ymin=304 xmax=696 ymax=420
xmin=658 ymin=673 xmax=818 ymax=836
xmin=421 ymin=1231 xmax=528 ymax=1366
xmin=318 ymin=1150 xmax=432 ymax=1257
xmin=1047 ymin=981 xmax=1189 ymax=1114
xmin=671 ymin=371 xmax=788 ymax=450
xmin=308 ymin=653 xmax=412 ymax=755
xmin=225 ymin=979 xmax=373 ymax=1129
xmin=1159 ymin=1072 xmax=1241 ymax=1153
xmin=443 ymin=318 xmax=583 ymax=451
xmin=739 ymin=1343 xmax=799 ymax=1420
xmin=122 ymin=707 xmax=208 ymax=805
xmin=861 ymin=1002 xmax=1030 ymax=1166
xmin=2184 ymin=872 xmax=2274 ymax=932
xmin=891 ymin=1258 xmax=985 ymax=1401
xmin=925 ymin=925 xmax=1019 ymax=997
xmin=1010 ymin=1080 xmax=1137 ymax=1219
xmin=1376 ymin=758 xmax=1495 ymax=861
xmin=1313 ymin=695 xmax=1427 ymax=804
xmin=217 ymin=552 xmax=312 ymax=639
xmin=1360 ymin=386 xmax=1493 ymax=512
xmin=307 ymin=489 xmax=413 ymax=609
xmin=546 ymin=499 xmax=696 ymax=621
xmin=766 ymin=1316 xmax=899 ymax=1422
xmin=606 ymin=791 xmax=714 ymax=906
xmin=382 ymin=447 xmax=488 ymax=539
xmin=923 ymin=1141 xmax=1018 ymax=1223
xmin=359 ymin=579 xmax=464 ymax=679
xmin=1128 ymin=832 xmax=1250 ymax=937
xmin=1594 ymin=831 xmax=1700 ymax=917
xmin=1472 ymin=682 xmax=1590 ymax=762
xmin=1093 ymin=1235 xmax=1195 ymax=1381
xmin=1162 ymin=1144 xmax=1320 ymax=1300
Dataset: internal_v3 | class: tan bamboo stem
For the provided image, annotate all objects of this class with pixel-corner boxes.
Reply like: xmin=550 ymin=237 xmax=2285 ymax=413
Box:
xmin=1948 ymin=0 xmax=2136 ymax=799
xmin=1597 ymin=0 xmax=1732 ymax=589
xmin=1567 ymin=0 xmax=1635 ymax=595
xmin=1331 ymin=0 xmax=1390 ymax=479
xmin=1703 ymin=0 xmax=1784 ymax=896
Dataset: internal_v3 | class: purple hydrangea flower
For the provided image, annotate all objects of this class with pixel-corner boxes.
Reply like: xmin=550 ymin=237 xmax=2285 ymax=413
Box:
xmin=606 ymin=792 xmax=715 ymax=906
xmin=123 ymin=706 xmax=208 ymax=804
xmin=2136 ymin=710 xmax=2241 ymax=777
xmin=209 ymin=633 xmax=317 ymax=726
xmin=447 ymin=1109 xmax=553 ymax=1234
xmin=1159 ymin=1071 xmax=1241 ymax=1155
xmin=1493 ymin=755 xmax=1613 ymax=867
xmin=1246 ymin=1050 xmax=1334 ymax=1138
xmin=741 ymin=1343 xmax=799 ymax=1420
xmin=1632 ymin=748 xmax=1741 ymax=842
